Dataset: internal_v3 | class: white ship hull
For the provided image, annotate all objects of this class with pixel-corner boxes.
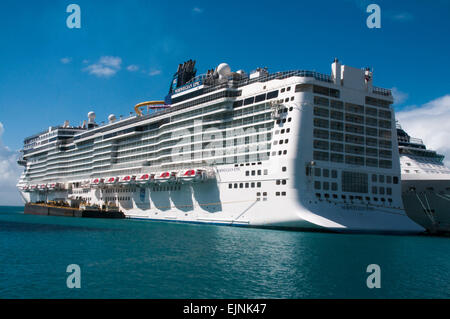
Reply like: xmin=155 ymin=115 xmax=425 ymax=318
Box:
xmin=398 ymin=137 xmax=450 ymax=233
xmin=19 ymin=163 xmax=424 ymax=234
xmin=401 ymin=177 xmax=450 ymax=233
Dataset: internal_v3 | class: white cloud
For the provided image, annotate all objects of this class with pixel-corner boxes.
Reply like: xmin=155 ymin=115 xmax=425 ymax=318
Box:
xmin=60 ymin=57 xmax=72 ymax=64
xmin=84 ymin=64 xmax=117 ymax=77
xmin=396 ymin=95 xmax=450 ymax=166
xmin=0 ymin=122 xmax=23 ymax=206
xmin=391 ymin=87 xmax=409 ymax=105
xmin=83 ymin=56 xmax=122 ymax=78
xmin=149 ymin=69 xmax=162 ymax=76
xmin=127 ymin=65 xmax=139 ymax=72
xmin=390 ymin=12 xmax=414 ymax=22
xmin=99 ymin=56 xmax=122 ymax=68
xmin=192 ymin=7 xmax=204 ymax=14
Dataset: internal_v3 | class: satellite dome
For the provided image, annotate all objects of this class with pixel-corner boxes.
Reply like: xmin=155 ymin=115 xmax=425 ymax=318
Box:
xmin=216 ymin=63 xmax=231 ymax=79
xmin=108 ymin=114 xmax=116 ymax=123
xmin=88 ymin=111 xmax=96 ymax=123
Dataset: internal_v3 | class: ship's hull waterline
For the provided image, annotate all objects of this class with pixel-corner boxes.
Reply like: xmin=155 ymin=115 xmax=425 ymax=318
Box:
xmin=20 ymin=173 xmax=423 ymax=234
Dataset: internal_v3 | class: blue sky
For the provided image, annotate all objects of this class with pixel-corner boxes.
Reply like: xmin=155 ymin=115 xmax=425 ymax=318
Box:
xmin=0 ymin=0 xmax=450 ymax=204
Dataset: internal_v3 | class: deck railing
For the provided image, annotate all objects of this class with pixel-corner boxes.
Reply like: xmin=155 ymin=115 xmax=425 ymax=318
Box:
xmin=372 ymin=86 xmax=392 ymax=96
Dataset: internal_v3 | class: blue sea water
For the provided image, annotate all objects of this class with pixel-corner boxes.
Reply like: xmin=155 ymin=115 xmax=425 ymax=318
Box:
xmin=0 ymin=206 xmax=449 ymax=299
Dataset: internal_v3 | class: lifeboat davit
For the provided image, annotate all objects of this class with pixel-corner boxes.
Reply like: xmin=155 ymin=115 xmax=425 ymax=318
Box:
xmin=155 ymin=171 xmax=177 ymax=184
xmin=91 ymin=178 xmax=104 ymax=188
xmin=47 ymin=183 xmax=58 ymax=190
xmin=105 ymin=177 xmax=119 ymax=187
xmin=179 ymin=169 xmax=205 ymax=183
xmin=137 ymin=173 xmax=154 ymax=185
xmin=119 ymin=175 xmax=136 ymax=185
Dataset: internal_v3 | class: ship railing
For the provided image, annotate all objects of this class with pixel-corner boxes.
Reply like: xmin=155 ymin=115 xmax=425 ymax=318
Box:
xmin=175 ymin=69 xmax=333 ymax=99
xmin=17 ymin=156 xmax=27 ymax=166
xmin=178 ymin=74 xmax=208 ymax=87
xmin=159 ymin=162 xmax=215 ymax=171
xmin=372 ymin=86 xmax=392 ymax=96
xmin=234 ymin=70 xmax=333 ymax=87
xmin=409 ymin=137 xmax=424 ymax=145
xmin=181 ymin=69 xmax=333 ymax=92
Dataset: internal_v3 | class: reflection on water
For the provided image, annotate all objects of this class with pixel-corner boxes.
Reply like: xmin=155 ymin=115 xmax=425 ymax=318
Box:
xmin=0 ymin=206 xmax=449 ymax=299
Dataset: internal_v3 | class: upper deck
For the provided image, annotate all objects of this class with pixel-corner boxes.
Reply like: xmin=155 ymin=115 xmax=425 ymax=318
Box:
xmin=23 ymin=126 xmax=86 ymax=153
xmin=21 ymin=59 xmax=394 ymax=156
xmin=18 ymin=71 xmax=327 ymax=149
xmin=397 ymin=124 xmax=444 ymax=162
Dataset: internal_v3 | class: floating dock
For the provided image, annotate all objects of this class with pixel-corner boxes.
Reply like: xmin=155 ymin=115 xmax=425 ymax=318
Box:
xmin=24 ymin=203 xmax=125 ymax=219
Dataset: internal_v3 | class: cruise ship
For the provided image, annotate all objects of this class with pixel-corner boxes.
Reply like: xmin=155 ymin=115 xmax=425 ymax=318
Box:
xmin=16 ymin=59 xmax=424 ymax=233
xmin=397 ymin=125 xmax=450 ymax=233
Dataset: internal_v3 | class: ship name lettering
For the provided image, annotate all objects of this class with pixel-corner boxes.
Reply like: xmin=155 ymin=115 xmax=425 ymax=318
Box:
xmin=217 ymin=167 xmax=240 ymax=173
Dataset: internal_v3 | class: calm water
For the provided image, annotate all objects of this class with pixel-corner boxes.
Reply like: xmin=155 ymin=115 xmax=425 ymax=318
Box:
xmin=0 ymin=206 xmax=449 ymax=299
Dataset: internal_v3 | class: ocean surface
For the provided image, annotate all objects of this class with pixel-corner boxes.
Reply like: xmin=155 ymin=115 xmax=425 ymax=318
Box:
xmin=0 ymin=206 xmax=449 ymax=299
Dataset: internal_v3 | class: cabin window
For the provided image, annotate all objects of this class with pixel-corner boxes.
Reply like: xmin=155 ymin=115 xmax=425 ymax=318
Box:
xmin=255 ymin=93 xmax=266 ymax=103
xmin=266 ymin=90 xmax=279 ymax=99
